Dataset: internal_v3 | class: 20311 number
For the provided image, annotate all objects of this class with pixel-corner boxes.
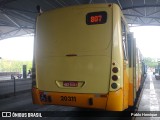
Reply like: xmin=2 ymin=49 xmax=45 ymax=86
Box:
xmin=60 ymin=96 xmax=76 ymax=102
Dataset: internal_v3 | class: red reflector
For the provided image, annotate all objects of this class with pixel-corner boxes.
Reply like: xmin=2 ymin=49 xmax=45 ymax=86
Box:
xmin=63 ymin=81 xmax=78 ymax=87
xmin=39 ymin=91 xmax=44 ymax=94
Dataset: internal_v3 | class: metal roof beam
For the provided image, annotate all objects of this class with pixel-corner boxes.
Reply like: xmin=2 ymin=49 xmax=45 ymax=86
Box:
xmin=132 ymin=8 xmax=144 ymax=16
xmin=0 ymin=20 xmax=11 ymax=26
xmin=75 ymin=0 xmax=80 ymax=4
xmin=104 ymin=0 xmax=108 ymax=3
xmin=154 ymin=18 xmax=160 ymax=23
xmin=116 ymin=0 xmax=122 ymax=9
xmin=0 ymin=0 xmax=16 ymax=6
xmin=138 ymin=17 xmax=145 ymax=24
xmin=147 ymin=9 xmax=160 ymax=16
xmin=0 ymin=27 xmax=34 ymax=40
xmin=0 ymin=26 xmax=34 ymax=31
xmin=125 ymin=16 xmax=137 ymax=24
xmin=1 ymin=6 xmax=36 ymax=13
xmin=43 ymin=0 xmax=56 ymax=8
xmin=144 ymin=7 xmax=146 ymax=16
xmin=130 ymin=0 xmax=133 ymax=6
xmin=55 ymin=0 xmax=65 ymax=7
xmin=124 ymin=13 xmax=160 ymax=19
xmin=59 ymin=0 xmax=68 ymax=6
xmin=3 ymin=13 xmax=20 ymax=28
xmin=89 ymin=0 xmax=92 ymax=4
xmin=8 ymin=10 xmax=35 ymax=23
xmin=123 ymin=5 xmax=160 ymax=10
xmin=0 ymin=28 xmax=19 ymax=37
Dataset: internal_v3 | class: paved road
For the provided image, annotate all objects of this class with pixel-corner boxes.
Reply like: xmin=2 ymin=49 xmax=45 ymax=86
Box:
xmin=0 ymin=78 xmax=32 ymax=96
xmin=0 ymin=92 xmax=129 ymax=120
xmin=136 ymin=73 xmax=160 ymax=120
xmin=0 ymin=76 xmax=11 ymax=80
xmin=0 ymin=76 xmax=31 ymax=81
xmin=2 ymin=73 xmax=160 ymax=120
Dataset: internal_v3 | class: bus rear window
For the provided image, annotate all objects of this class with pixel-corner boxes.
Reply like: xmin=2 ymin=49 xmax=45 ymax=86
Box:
xmin=86 ymin=11 xmax=107 ymax=25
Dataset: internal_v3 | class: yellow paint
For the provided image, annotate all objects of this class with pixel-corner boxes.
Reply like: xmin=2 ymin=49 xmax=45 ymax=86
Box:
xmin=128 ymin=83 xmax=134 ymax=106
xmin=35 ymin=4 xmax=113 ymax=94
xmin=32 ymin=88 xmax=108 ymax=110
xmin=110 ymin=4 xmax=124 ymax=92
xmin=123 ymin=61 xmax=129 ymax=109
xmin=106 ymin=89 xmax=123 ymax=111
xmin=136 ymin=48 xmax=142 ymax=92
xmin=32 ymin=87 xmax=42 ymax=105
xmin=33 ymin=3 xmax=138 ymax=111
xmin=127 ymin=34 xmax=136 ymax=106
xmin=132 ymin=38 xmax=137 ymax=100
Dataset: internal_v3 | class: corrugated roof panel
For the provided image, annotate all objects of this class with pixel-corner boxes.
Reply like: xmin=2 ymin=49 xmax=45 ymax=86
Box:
xmin=1 ymin=0 xmax=160 ymax=40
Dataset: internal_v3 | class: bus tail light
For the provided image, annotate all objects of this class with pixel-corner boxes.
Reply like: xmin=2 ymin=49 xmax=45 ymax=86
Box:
xmin=112 ymin=67 xmax=118 ymax=73
xmin=111 ymin=83 xmax=118 ymax=89
xmin=112 ymin=75 xmax=118 ymax=81
xmin=110 ymin=61 xmax=120 ymax=91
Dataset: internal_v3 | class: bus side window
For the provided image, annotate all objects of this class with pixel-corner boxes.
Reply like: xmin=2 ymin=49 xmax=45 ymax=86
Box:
xmin=121 ymin=20 xmax=128 ymax=60
xmin=127 ymin=34 xmax=132 ymax=67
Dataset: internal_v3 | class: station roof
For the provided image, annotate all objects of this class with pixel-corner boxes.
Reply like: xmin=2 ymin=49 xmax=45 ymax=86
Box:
xmin=1 ymin=0 xmax=160 ymax=40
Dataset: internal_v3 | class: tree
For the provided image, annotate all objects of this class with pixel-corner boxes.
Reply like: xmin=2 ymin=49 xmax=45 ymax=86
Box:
xmin=0 ymin=59 xmax=32 ymax=73
xmin=143 ymin=57 xmax=157 ymax=68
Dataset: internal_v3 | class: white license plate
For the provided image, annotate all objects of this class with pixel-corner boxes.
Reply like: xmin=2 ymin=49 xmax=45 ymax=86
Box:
xmin=63 ymin=81 xmax=78 ymax=87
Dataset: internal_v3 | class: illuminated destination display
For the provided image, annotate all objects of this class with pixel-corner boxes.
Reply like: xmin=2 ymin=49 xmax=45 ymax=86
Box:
xmin=86 ymin=11 xmax=107 ymax=25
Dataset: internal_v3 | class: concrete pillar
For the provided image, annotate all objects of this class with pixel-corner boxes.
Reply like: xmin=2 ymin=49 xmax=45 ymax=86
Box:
xmin=23 ymin=65 xmax=27 ymax=79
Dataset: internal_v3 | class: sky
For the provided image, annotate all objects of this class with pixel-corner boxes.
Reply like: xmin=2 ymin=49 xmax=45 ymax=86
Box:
xmin=0 ymin=26 xmax=160 ymax=61
xmin=130 ymin=26 xmax=160 ymax=59
xmin=0 ymin=35 xmax=34 ymax=61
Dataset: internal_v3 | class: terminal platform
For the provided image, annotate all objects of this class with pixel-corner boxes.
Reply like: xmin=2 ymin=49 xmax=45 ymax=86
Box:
xmin=136 ymin=72 xmax=160 ymax=120
xmin=0 ymin=72 xmax=160 ymax=120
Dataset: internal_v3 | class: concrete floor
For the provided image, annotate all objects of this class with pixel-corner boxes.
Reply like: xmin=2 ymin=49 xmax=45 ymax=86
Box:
xmin=136 ymin=72 xmax=160 ymax=120
xmin=0 ymin=72 xmax=160 ymax=120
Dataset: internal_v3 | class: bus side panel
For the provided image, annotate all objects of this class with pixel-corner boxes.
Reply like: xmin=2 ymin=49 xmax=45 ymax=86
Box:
xmin=136 ymin=49 xmax=142 ymax=91
xmin=106 ymin=4 xmax=124 ymax=111
xmin=128 ymin=82 xmax=134 ymax=106
xmin=106 ymin=89 xmax=123 ymax=111
xmin=32 ymin=88 xmax=42 ymax=105
xmin=123 ymin=61 xmax=129 ymax=109
xmin=128 ymin=33 xmax=134 ymax=106
xmin=133 ymin=39 xmax=137 ymax=100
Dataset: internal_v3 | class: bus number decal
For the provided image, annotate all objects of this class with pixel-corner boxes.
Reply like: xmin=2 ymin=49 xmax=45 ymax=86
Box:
xmin=86 ymin=11 xmax=107 ymax=25
xmin=60 ymin=96 xmax=76 ymax=102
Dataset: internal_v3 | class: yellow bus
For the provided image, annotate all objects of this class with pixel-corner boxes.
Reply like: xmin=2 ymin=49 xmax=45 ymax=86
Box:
xmin=32 ymin=3 xmax=144 ymax=111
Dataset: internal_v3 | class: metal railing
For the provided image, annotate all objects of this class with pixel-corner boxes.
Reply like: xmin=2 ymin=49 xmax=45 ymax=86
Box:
xmin=0 ymin=78 xmax=32 ymax=98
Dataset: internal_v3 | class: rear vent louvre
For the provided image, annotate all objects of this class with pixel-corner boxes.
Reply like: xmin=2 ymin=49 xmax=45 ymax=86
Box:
xmin=66 ymin=54 xmax=77 ymax=57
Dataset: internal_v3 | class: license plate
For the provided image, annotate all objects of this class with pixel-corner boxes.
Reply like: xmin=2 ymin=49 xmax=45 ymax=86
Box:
xmin=63 ymin=81 xmax=78 ymax=87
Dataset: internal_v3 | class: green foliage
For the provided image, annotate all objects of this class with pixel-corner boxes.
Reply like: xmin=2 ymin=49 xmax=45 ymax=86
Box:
xmin=0 ymin=59 xmax=32 ymax=73
xmin=143 ymin=57 xmax=157 ymax=68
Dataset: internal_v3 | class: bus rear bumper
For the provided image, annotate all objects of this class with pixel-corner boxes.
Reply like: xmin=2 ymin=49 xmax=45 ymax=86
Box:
xmin=32 ymin=87 xmax=108 ymax=110
xmin=32 ymin=87 xmax=124 ymax=111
